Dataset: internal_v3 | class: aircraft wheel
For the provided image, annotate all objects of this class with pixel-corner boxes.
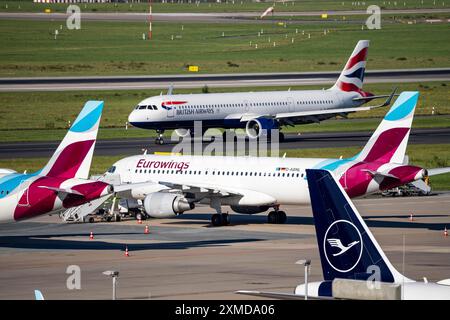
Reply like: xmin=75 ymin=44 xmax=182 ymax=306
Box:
xmin=155 ymin=137 xmax=164 ymax=145
xmin=211 ymin=213 xmax=223 ymax=227
xmin=221 ymin=213 xmax=231 ymax=226
xmin=267 ymin=211 xmax=277 ymax=224
xmin=277 ymin=211 xmax=287 ymax=224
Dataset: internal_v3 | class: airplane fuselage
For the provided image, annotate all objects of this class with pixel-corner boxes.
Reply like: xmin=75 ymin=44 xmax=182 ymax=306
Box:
xmin=109 ymin=154 xmax=425 ymax=207
xmin=128 ymin=89 xmax=363 ymax=131
xmin=0 ymin=172 xmax=111 ymax=223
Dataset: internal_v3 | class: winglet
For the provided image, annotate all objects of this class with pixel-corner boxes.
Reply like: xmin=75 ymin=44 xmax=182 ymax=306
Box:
xmin=34 ymin=290 xmax=44 ymax=300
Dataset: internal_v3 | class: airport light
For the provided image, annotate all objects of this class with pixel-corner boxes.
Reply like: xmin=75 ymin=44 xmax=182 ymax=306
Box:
xmin=296 ymin=259 xmax=311 ymax=300
xmin=102 ymin=270 xmax=119 ymax=300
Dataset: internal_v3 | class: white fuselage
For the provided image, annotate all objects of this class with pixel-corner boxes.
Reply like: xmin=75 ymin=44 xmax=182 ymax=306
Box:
xmin=128 ymin=89 xmax=363 ymax=130
xmin=109 ymin=154 xmax=350 ymax=206
xmin=295 ymin=281 xmax=450 ymax=300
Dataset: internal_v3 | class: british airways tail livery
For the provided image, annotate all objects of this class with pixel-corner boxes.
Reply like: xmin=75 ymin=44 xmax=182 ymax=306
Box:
xmin=0 ymin=101 xmax=113 ymax=223
xmin=237 ymin=169 xmax=450 ymax=300
xmin=106 ymin=91 xmax=450 ymax=226
xmin=128 ymin=40 xmax=396 ymax=144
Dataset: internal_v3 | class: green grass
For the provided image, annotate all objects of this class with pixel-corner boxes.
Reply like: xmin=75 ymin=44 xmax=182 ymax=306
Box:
xmin=0 ymin=19 xmax=449 ymax=77
xmin=0 ymin=81 xmax=448 ymax=142
xmin=1 ymin=144 xmax=449 ymax=190
xmin=1 ymin=0 xmax=448 ymax=13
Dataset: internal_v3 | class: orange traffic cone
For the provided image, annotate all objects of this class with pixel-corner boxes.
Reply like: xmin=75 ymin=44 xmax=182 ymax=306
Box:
xmin=444 ymin=227 xmax=448 ymax=237
xmin=125 ymin=246 xmax=130 ymax=257
xmin=89 ymin=232 xmax=94 ymax=240
xmin=409 ymin=213 xmax=414 ymax=222
xmin=144 ymin=225 xmax=149 ymax=234
xmin=137 ymin=218 xmax=142 ymax=224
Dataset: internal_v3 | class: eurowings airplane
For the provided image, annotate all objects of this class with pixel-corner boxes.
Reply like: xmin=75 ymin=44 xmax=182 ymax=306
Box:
xmin=237 ymin=169 xmax=450 ymax=300
xmin=128 ymin=40 xmax=396 ymax=144
xmin=105 ymin=91 xmax=450 ymax=226
xmin=0 ymin=101 xmax=113 ymax=223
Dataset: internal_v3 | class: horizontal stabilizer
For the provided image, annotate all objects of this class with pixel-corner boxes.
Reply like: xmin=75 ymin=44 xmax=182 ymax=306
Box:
xmin=427 ymin=167 xmax=450 ymax=176
xmin=38 ymin=186 xmax=84 ymax=196
xmin=361 ymin=169 xmax=399 ymax=180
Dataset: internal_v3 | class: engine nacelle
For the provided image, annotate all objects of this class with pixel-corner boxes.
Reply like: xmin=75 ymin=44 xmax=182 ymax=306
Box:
xmin=143 ymin=193 xmax=194 ymax=218
xmin=245 ymin=118 xmax=279 ymax=139
xmin=230 ymin=205 xmax=270 ymax=215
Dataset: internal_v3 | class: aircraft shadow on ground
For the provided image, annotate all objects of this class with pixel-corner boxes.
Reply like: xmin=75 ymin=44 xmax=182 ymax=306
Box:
xmin=0 ymin=235 xmax=262 ymax=251
xmin=166 ymin=213 xmax=449 ymax=231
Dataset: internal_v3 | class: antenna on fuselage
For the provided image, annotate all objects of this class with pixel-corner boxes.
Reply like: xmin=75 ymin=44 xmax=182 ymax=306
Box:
xmin=142 ymin=148 xmax=148 ymax=155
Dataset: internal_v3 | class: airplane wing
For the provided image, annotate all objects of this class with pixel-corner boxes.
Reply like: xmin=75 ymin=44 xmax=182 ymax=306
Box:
xmin=275 ymin=106 xmax=372 ymax=120
xmin=235 ymin=290 xmax=333 ymax=300
xmin=427 ymin=167 xmax=450 ymax=176
xmin=158 ymin=180 xmax=243 ymax=197
xmin=111 ymin=179 xmax=276 ymax=206
xmin=157 ymin=180 xmax=276 ymax=205
xmin=38 ymin=186 xmax=84 ymax=196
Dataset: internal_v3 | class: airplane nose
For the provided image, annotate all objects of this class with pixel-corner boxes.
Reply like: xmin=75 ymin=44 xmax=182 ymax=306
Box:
xmin=128 ymin=110 xmax=140 ymax=125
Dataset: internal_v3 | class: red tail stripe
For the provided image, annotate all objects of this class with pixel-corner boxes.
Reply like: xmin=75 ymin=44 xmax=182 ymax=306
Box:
xmin=345 ymin=47 xmax=368 ymax=71
xmin=337 ymin=81 xmax=372 ymax=97
xmin=363 ymin=128 xmax=410 ymax=163
xmin=46 ymin=140 xmax=95 ymax=179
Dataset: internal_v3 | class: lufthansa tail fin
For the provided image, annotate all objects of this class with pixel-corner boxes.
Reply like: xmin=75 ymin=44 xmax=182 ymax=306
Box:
xmin=354 ymin=91 xmax=419 ymax=164
xmin=39 ymin=101 xmax=104 ymax=180
xmin=306 ymin=169 xmax=408 ymax=283
xmin=332 ymin=40 xmax=371 ymax=97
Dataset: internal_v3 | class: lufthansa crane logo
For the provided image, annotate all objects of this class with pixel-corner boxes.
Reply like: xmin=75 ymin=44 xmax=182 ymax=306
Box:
xmin=323 ymin=220 xmax=363 ymax=273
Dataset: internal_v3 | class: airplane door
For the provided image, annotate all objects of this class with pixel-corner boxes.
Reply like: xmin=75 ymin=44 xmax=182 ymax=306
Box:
xmin=287 ymin=97 xmax=294 ymax=112
xmin=17 ymin=180 xmax=31 ymax=207
xmin=167 ymin=105 xmax=175 ymax=118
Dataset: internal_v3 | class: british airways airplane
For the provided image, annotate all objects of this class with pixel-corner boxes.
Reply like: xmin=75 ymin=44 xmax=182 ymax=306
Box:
xmin=105 ymin=92 xmax=450 ymax=226
xmin=128 ymin=40 xmax=395 ymax=144
xmin=237 ymin=169 xmax=450 ymax=300
xmin=0 ymin=101 xmax=113 ymax=223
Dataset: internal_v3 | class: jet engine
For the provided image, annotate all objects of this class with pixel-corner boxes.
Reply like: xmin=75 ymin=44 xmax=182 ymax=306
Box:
xmin=143 ymin=193 xmax=194 ymax=218
xmin=230 ymin=205 xmax=270 ymax=214
xmin=245 ymin=118 xmax=279 ymax=139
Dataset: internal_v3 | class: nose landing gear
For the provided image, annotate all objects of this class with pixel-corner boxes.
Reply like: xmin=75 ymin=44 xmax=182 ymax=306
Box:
xmin=155 ymin=129 xmax=165 ymax=145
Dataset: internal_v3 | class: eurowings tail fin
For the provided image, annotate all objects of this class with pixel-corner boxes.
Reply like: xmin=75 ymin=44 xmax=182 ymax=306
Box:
xmin=39 ymin=101 xmax=104 ymax=179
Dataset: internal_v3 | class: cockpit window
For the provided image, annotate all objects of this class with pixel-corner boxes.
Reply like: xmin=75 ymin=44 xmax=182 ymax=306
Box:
xmin=107 ymin=166 xmax=116 ymax=173
xmin=138 ymin=105 xmax=147 ymax=110
xmin=153 ymin=105 xmax=158 ymax=110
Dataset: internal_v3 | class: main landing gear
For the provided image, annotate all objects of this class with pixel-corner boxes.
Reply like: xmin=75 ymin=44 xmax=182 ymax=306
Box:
xmin=210 ymin=198 xmax=230 ymax=227
xmin=267 ymin=208 xmax=287 ymax=224
xmin=211 ymin=213 xmax=231 ymax=227
xmin=155 ymin=129 xmax=165 ymax=145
